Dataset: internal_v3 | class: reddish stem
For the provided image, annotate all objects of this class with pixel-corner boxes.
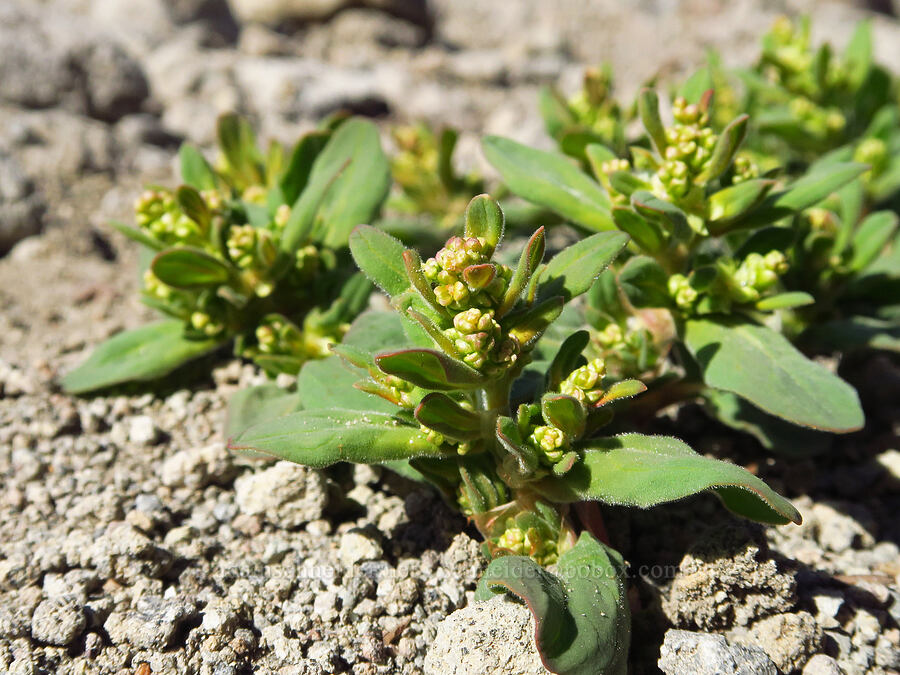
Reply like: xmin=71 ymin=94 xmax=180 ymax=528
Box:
xmin=574 ymin=501 xmax=610 ymax=545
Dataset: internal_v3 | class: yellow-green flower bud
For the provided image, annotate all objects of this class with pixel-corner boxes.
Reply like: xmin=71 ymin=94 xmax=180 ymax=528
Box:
xmin=668 ymin=274 xmax=698 ymax=310
xmin=560 ymin=358 xmax=606 ymax=405
xmin=496 ymin=527 xmax=527 ymax=555
xmin=529 ymin=425 xmax=566 ymax=463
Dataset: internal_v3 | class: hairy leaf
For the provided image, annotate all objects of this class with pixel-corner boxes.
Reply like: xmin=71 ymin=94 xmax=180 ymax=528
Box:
xmin=151 ymin=247 xmax=233 ymax=289
xmin=376 ymin=349 xmax=484 ymax=390
xmin=229 ymin=409 xmax=442 ymax=467
xmin=475 ymin=533 xmax=630 ymax=675
xmin=535 ymin=433 xmax=801 ymax=525
xmin=349 ymin=225 xmax=411 ymax=297
xmin=62 ymin=320 xmax=223 ymax=394
xmin=482 ymin=136 xmax=615 ymax=232
xmin=683 ymin=316 xmax=864 ymax=432
xmin=538 ymin=231 xmax=629 ymax=301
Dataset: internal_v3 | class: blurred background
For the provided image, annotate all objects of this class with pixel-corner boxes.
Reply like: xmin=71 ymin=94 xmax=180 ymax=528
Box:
xmin=2 ymin=0 xmax=899 ymax=386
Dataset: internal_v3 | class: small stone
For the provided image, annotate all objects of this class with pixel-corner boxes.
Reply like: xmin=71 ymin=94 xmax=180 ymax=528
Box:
xmin=424 ymin=595 xmax=550 ymax=675
xmin=31 ymin=597 xmax=86 ymax=646
xmin=104 ymin=596 xmax=197 ymax=650
xmin=339 ymin=531 xmax=384 ymax=568
xmin=234 ymin=462 xmax=328 ymax=528
xmin=160 ymin=443 xmax=238 ymax=489
xmin=875 ymin=633 xmax=900 ymax=669
xmin=658 ymin=629 xmax=776 ymax=675
xmin=127 ymin=416 xmax=160 ymax=445
xmin=802 ymin=654 xmax=845 ymax=675
xmin=312 ymin=591 xmax=338 ymax=623
xmin=742 ymin=612 xmax=823 ymax=673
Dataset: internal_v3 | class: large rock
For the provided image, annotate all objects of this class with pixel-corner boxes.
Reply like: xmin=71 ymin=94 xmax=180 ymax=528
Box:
xmin=663 ymin=525 xmax=797 ymax=631
xmin=658 ymin=629 xmax=777 ymax=675
xmin=424 ymin=594 xmax=549 ymax=675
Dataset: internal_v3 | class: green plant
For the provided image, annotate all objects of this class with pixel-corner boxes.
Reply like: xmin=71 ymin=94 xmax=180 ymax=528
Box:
xmin=484 ymin=87 xmax=874 ymax=453
xmin=62 ymin=115 xmax=391 ymax=393
xmin=387 ymin=123 xmax=485 ymax=234
xmin=229 ymin=195 xmax=800 ymax=674
xmin=539 ymin=64 xmax=631 ymax=160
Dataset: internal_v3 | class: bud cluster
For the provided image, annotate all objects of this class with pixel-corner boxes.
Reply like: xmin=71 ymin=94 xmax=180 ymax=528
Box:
xmin=559 ymin=358 xmax=607 ymax=406
xmin=668 ymin=250 xmax=789 ymax=311
xmin=493 ymin=522 xmax=559 ymax=565
xmin=593 ymin=320 xmax=661 ymax=380
xmin=727 ymin=251 xmax=788 ymax=303
xmin=567 ymin=65 xmax=623 ymax=146
xmin=652 ymin=97 xmax=718 ymax=200
xmin=135 ymin=189 xmax=209 ymax=247
xmin=419 ymin=236 xmax=522 ymax=373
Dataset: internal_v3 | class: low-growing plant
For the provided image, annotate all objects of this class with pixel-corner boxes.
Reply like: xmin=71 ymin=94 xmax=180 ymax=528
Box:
xmin=386 ymin=123 xmax=486 ymax=235
xmin=62 ymin=114 xmax=391 ymax=393
xmin=229 ymin=195 xmax=801 ymax=674
xmin=483 ymin=86 xmax=880 ymax=453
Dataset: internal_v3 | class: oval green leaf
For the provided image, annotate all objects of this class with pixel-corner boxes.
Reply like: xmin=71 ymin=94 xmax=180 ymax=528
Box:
xmin=683 ymin=316 xmax=864 ymax=432
xmin=535 ymin=433 xmax=801 ymax=525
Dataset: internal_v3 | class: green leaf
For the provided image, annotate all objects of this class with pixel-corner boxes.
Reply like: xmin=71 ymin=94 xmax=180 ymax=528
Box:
xmin=109 ymin=221 xmax=164 ymax=251
xmin=618 ymin=256 xmax=670 ymax=308
xmin=541 ymin=394 xmax=586 ymax=438
xmin=631 ymin=191 xmax=690 ymax=240
xmin=539 ymin=87 xmax=575 ymax=139
xmin=696 ymin=114 xmax=748 ymax=184
xmin=280 ymin=131 xmax=330 ymax=205
xmin=803 ymin=316 xmax=900 ymax=353
xmin=62 ymin=320 xmax=223 ymax=394
xmin=464 ymin=194 xmax=505 ymax=254
xmin=754 ymin=292 xmax=815 ymax=311
xmin=538 ymin=231 xmax=630 ymax=301
xmin=682 ymin=316 xmax=864 ymax=432
xmin=375 ymin=348 xmax=485 ymax=391
xmin=175 ymin=186 xmax=211 ymax=229
xmin=282 ymin=119 xmax=390 ymax=251
xmin=297 ymin=356 xmax=395 ymax=413
xmin=535 ymin=433 xmax=801 ymax=525
xmin=151 ymin=247 xmax=232 ymax=289
xmin=217 ymin=113 xmax=263 ymax=186
xmin=703 ymin=389 xmax=833 ymax=456
xmin=482 ymin=136 xmax=615 ymax=232
xmin=343 ymin=310 xmax=412 ymax=352
xmin=349 ymin=225 xmax=411 ymax=297
xmin=415 ymin=393 xmax=484 ymax=441
xmin=584 ymin=143 xmax=618 ymax=181
xmin=475 ymin=532 xmax=629 ymax=675
xmin=708 ymin=179 xmax=776 ymax=226
xmin=225 ymin=383 xmax=301 ymax=440
xmin=499 ymin=227 xmax=545 ymax=316
xmin=843 ymin=20 xmax=872 ymax=87
xmin=546 ymin=330 xmax=590 ymax=390
xmin=773 ymin=163 xmax=868 ymax=212
xmin=638 ymin=88 xmax=667 ymax=154
xmin=179 ymin=144 xmax=218 ymax=191
xmin=678 ymin=66 xmax=714 ymax=104
xmin=506 ymin=296 xmax=565 ymax=347
xmin=849 ymin=211 xmax=898 ymax=272
xmin=228 ymin=409 xmax=442 ymax=467
xmin=611 ymin=206 xmax=663 ymax=253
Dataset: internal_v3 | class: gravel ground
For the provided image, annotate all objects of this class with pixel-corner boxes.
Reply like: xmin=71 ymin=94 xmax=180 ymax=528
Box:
xmin=0 ymin=0 xmax=898 ymax=673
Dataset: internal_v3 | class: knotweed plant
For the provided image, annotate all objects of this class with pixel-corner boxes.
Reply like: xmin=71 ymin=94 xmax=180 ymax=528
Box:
xmin=229 ymin=195 xmax=801 ymax=675
xmin=387 ymin=123 xmax=485 ymax=236
xmin=484 ymin=88 xmax=875 ymax=453
xmin=63 ymin=115 xmax=391 ymax=393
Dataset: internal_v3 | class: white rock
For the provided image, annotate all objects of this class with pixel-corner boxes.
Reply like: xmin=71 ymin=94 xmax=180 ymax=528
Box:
xmin=424 ymin=595 xmax=549 ymax=675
